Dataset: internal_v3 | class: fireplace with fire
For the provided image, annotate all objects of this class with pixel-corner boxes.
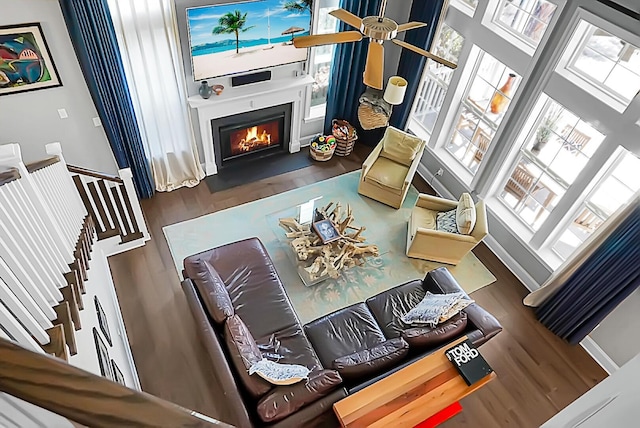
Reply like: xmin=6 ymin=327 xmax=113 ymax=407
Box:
xmin=212 ymin=103 xmax=291 ymax=169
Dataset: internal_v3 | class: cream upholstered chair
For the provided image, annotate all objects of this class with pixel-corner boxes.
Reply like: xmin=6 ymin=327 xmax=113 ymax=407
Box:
xmin=358 ymin=127 xmax=426 ymax=209
xmin=406 ymin=193 xmax=488 ymax=265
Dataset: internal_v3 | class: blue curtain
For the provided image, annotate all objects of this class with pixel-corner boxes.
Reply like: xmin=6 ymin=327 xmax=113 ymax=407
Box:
xmin=535 ymin=204 xmax=640 ymax=345
xmin=323 ymin=0 xmax=382 ymax=133
xmin=59 ymin=0 xmax=154 ymax=199
xmin=390 ymin=0 xmax=445 ymax=129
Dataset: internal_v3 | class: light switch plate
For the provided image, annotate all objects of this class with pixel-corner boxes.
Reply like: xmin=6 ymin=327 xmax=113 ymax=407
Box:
xmin=92 ymin=117 xmax=102 ymax=127
xmin=57 ymin=108 xmax=68 ymax=119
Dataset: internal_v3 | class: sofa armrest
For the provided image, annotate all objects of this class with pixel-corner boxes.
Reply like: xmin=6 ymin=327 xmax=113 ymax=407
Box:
xmin=182 ymin=279 xmax=253 ymax=428
xmin=422 ymin=268 xmax=502 ymax=347
xmin=415 ymin=194 xmax=459 ymax=212
xmin=361 ymin=141 xmax=384 ymax=177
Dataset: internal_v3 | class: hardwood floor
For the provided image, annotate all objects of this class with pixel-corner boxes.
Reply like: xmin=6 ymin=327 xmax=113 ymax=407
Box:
xmin=108 ymin=145 xmax=606 ymax=427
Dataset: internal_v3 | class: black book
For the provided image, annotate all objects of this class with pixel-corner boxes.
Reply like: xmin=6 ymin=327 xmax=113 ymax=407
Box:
xmin=444 ymin=339 xmax=493 ymax=386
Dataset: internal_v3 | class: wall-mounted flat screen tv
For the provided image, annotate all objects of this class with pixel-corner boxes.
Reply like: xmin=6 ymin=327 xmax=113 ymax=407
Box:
xmin=187 ymin=0 xmax=311 ymax=81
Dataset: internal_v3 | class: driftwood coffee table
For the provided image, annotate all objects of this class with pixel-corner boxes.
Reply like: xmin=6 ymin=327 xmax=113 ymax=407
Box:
xmin=275 ymin=198 xmax=379 ymax=286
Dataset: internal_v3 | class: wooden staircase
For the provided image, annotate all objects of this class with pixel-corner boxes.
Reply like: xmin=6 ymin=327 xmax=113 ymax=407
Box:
xmin=0 ymin=142 xmax=158 ymax=423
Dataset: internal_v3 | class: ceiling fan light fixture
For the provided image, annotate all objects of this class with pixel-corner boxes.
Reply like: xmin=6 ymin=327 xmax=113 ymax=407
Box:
xmin=384 ymin=76 xmax=408 ymax=105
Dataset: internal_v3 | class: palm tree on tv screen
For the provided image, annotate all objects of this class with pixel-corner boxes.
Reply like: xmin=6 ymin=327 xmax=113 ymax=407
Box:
xmin=283 ymin=0 xmax=312 ymax=13
xmin=212 ymin=11 xmax=255 ymax=54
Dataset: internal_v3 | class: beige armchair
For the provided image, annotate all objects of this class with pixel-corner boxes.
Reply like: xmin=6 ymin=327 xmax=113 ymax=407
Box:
xmin=406 ymin=193 xmax=488 ymax=265
xmin=358 ymin=127 xmax=426 ymax=209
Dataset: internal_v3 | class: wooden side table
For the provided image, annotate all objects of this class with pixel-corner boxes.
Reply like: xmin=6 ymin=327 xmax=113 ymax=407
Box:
xmin=333 ymin=336 xmax=495 ymax=427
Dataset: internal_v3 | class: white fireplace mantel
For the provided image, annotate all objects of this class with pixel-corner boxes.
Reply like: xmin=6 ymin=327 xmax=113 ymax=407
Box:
xmin=187 ymin=75 xmax=314 ymax=176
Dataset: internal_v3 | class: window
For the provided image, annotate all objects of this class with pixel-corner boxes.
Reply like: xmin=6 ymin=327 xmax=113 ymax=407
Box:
xmin=552 ymin=150 xmax=640 ymax=260
xmin=451 ymin=0 xmax=478 ymax=17
xmin=494 ymin=0 xmax=557 ymax=47
xmin=499 ymin=97 xmax=605 ymax=230
xmin=309 ymin=0 xmax=340 ymax=109
xmin=447 ymin=52 xmax=521 ymax=173
xmin=411 ymin=25 xmax=464 ymax=135
xmin=569 ymin=22 xmax=640 ymax=103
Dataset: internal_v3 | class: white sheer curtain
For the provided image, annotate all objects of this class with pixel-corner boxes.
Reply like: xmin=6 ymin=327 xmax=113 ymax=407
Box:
xmin=107 ymin=0 xmax=204 ymax=192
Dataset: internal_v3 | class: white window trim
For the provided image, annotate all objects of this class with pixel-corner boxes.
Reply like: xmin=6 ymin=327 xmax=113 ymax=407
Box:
xmin=556 ymin=9 xmax=640 ymax=114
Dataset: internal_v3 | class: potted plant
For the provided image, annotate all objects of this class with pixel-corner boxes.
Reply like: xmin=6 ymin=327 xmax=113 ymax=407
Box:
xmin=532 ymin=106 xmax=562 ymax=155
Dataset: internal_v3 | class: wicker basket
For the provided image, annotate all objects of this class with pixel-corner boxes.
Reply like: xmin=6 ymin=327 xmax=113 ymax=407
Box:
xmin=309 ymin=135 xmax=336 ymax=161
xmin=332 ymin=119 xmax=358 ymax=157
xmin=309 ymin=145 xmax=335 ymax=161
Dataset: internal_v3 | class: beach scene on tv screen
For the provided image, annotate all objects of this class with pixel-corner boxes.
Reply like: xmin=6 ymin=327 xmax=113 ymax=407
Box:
xmin=188 ymin=0 xmax=311 ymax=81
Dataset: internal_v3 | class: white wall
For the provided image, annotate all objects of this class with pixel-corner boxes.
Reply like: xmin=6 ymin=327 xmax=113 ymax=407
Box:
xmin=0 ymin=0 xmax=117 ymax=174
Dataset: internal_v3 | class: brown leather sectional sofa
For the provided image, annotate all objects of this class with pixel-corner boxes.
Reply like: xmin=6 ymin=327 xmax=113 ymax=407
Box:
xmin=182 ymin=237 xmax=502 ymax=427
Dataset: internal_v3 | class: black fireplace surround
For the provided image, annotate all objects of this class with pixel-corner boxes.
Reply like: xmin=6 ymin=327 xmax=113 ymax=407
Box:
xmin=211 ymin=103 xmax=292 ymax=170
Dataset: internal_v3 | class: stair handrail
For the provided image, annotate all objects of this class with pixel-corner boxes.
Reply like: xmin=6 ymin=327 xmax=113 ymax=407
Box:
xmin=67 ymin=164 xmax=124 ymax=183
xmin=0 ymin=337 xmax=233 ymax=428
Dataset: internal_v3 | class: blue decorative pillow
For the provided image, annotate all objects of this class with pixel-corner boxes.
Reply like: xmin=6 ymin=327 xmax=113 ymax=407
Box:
xmin=249 ymin=359 xmax=310 ymax=385
xmin=436 ymin=209 xmax=459 ymax=233
xmin=401 ymin=292 xmax=469 ymax=328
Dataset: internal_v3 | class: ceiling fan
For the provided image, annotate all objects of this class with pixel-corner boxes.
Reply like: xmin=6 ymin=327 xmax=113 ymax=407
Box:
xmin=293 ymin=0 xmax=457 ymax=90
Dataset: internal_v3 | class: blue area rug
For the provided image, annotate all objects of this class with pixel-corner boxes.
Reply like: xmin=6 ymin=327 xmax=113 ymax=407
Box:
xmin=164 ymin=171 xmax=496 ymax=323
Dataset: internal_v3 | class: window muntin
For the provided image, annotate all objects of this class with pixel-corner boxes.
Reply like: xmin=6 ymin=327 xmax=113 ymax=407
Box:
xmin=494 ymin=0 xmax=557 ymax=47
xmin=552 ymin=151 xmax=640 ymax=260
xmin=310 ymin=0 xmax=339 ymax=108
xmin=411 ymin=25 xmax=465 ymax=134
xmin=500 ymin=97 xmax=606 ymax=230
xmin=446 ymin=52 xmax=521 ymax=173
xmin=568 ymin=21 xmax=640 ymax=104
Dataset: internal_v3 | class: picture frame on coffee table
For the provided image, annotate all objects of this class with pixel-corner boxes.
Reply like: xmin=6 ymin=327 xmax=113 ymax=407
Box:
xmin=312 ymin=219 xmax=341 ymax=244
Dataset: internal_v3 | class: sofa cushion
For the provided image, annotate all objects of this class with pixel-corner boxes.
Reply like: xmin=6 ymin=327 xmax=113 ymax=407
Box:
xmin=456 ymin=193 xmax=476 ymax=235
xmin=436 ymin=209 xmax=458 ymax=234
xmin=380 ymin=128 xmax=424 ymax=167
xmin=249 ymin=359 xmax=310 ymax=386
xmin=366 ymin=279 xmax=427 ymax=339
xmin=184 ymin=259 xmax=234 ymax=324
xmin=304 ymin=303 xmax=387 ymax=369
xmin=332 ymin=338 xmax=409 ymax=380
xmin=255 ymin=324 xmax=323 ymax=372
xmin=365 ymin=157 xmax=408 ymax=191
xmin=184 ymin=238 xmax=300 ymax=339
xmin=401 ymin=291 xmax=469 ymax=327
xmin=256 ymin=369 xmax=342 ymax=423
xmin=401 ymin=312 xmax=468 ymax=350
xmin=411 ymin=206 xmax=437 ymax=236
xmin=223 ymin=315 xmax=272 ymax=399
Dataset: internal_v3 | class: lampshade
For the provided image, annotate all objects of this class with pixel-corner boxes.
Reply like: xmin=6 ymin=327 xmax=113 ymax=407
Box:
xmin=383 ymin=76 xmax=408 ymax=105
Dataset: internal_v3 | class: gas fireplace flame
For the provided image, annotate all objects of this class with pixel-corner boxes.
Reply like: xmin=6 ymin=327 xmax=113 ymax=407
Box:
xmin=238 ymin=126 xmax=272 ymax=152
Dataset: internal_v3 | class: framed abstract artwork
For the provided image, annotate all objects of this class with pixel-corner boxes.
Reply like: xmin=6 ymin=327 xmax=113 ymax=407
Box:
xmin=94 ymin=296 xmax=112 ymax=346
xmin=111 ymin=359 xmax=126 ymax=386
xmin=0 ymin=22 xmax=62 ymax=96
xmin=93 ymin=328 xmax=115 ymax=381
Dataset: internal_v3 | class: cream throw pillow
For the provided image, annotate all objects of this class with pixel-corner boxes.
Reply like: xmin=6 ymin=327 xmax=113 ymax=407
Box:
xmin=381 ymin=128 xmax=424 ymax=166
xmin=456 ymin=193 xmax=476 ymax=235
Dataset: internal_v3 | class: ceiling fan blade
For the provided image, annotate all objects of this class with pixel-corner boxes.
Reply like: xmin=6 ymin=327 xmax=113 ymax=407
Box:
xmin=329 ymin=8 xmax=363 ymax=30
xmin=364 ymin=41 xmax=384 ymax=90
xmin=392 ymin=39 xmax=457 ymax=69
xmin=397 ymin=22 xmax=428 ymax=32
xmin=293 ymin=31 xmax=363 ymax=48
